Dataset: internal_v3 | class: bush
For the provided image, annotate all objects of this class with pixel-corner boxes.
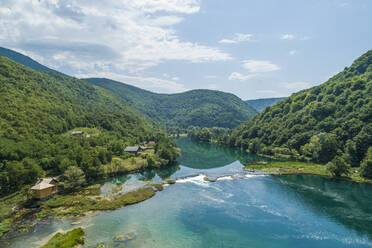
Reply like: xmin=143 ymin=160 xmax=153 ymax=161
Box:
xmin=327 ymin=156 xmax=350 ymax=177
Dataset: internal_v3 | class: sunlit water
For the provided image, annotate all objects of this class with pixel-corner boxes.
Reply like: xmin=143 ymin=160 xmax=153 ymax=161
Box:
xmin=2 ymin=138 xmax=372 ymax=248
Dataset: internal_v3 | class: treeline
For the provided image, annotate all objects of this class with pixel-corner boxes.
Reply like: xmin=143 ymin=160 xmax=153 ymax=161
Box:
xmin=188 ymin=127 xmax=231 ymax=143
xmin=0 ymin=57 xmax=177 ymax=195
xmin=229 ymin=50 xmax=372 ymax=178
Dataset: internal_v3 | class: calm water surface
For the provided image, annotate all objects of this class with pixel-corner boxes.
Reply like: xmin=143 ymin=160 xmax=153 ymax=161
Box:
xmin=2 ymin=138 xmax=372 ymax=248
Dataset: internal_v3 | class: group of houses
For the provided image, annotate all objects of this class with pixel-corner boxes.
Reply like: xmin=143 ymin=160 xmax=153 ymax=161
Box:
xmin=31 ymin=141 xmax=156 ymax=199
xmin=124 ymin=141 xmax=156 ymax=156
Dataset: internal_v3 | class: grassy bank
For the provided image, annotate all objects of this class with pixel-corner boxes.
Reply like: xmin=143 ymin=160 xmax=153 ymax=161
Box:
xmin=244 ymin=161 xmax=372 ymax=184
xmin=0 ymin=187 xmax=35 ymax=237
xmin=41 ymin=227 xmax=85 ymax=248
xmin=38 ymin=185 xmax=158 ymax=219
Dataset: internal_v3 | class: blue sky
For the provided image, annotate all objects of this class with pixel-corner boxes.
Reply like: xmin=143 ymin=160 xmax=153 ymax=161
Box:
xmin=0 ymin=0 xmax=371 ymax=99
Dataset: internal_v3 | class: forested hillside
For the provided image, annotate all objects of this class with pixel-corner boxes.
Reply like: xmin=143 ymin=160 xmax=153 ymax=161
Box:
xmin=0 ymin=48 xmax=257 ymax=130
xmin=230 ymin=50 xmax=372 ymax=167
xmin=246 ymin=97 xmax=286 ymax=112
xmin=86 ymin=78 xmax=257 ymax=129
xmin=0 ymin=57 xmax=177 ymax=195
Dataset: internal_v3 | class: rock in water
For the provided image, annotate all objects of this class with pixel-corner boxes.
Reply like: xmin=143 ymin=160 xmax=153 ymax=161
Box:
xmin=114 ymin=232 xmax=136 ymax=242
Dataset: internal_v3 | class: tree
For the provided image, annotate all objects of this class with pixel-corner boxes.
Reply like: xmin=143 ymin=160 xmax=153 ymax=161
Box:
xmin=361 ymin=147 xmax=372 ymax=178
xmin=301 ymin=133 xmax=339 ymax=163
xmin=63 ymin=166 xmax=86 ymax=192
xmin=327 ymin=156 xmax=350 ymax=177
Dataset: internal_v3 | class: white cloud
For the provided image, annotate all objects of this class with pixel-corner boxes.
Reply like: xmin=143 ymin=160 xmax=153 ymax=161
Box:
xmin=219 ymin=39 xmax=237 ymax=44
xmin=289 ymin=50 xmax=296 ymax=55
xmin=281 ymin=34 xmax=295 ymax=40
xmin=228 ymin=72 xmax=258 ymax=81
xmin=281 ymin=34 xmax=311 ymax=41
xmin=242 ymin=60 xmax=280 ymax=73
xmin=126 ymin=0 xmax=201 ymax=14
xmin=77 ymin=71 xmax=188 ymax=93
xmin=219 ymin=33 xmax=253 ymax=44
xmin=0 ymin=0 xmax=230 ymax=76
xmin=282 ymin=82 xmax=311 ymax=91
xmin=172 ymin=76 xmax=180 ymax=81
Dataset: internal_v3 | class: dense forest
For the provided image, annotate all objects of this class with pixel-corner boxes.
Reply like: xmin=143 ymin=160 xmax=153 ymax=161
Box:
xmin=230 ymin=50 xmax=372 ymax=175
xmin=246 ymin=97 xmax=286 ymax=112
xmin=85 ymin=78 xmax=257 ymax=129
xmin=0 ymin=57 xmax=178 ymax=195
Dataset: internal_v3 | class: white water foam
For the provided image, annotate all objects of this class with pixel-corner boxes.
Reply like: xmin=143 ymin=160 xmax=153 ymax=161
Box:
xmin=176 ymin=174 xmax=210 ymax=187
xmin=216 ymin=176 xmax=234 ymax=181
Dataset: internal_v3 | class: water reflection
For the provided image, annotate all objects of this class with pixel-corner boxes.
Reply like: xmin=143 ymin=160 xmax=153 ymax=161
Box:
xmin=175 ymin=137 xmax=266 ymax=169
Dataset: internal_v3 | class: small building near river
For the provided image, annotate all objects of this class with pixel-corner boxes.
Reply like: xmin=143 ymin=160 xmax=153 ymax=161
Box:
xmin=124 ymin=146 xmax=144 ymax=155
xmin=31 ymin=178 xmax=59 ymax=199
xmin=72 ymin=131 xmax=84 ymax=136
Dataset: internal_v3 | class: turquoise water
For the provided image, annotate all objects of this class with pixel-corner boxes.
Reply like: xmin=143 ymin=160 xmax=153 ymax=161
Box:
xmin=2 ymin=138 xmax=372 ymax=247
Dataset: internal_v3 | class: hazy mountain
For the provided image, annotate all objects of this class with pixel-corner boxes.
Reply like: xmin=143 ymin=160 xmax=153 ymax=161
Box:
xmin=0 ymin=47 xmax=60 ymax=74
xmin=246 ymin=97 xmax=286 ymax=112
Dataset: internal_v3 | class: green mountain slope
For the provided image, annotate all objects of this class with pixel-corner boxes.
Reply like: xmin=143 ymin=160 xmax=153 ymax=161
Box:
xmin=0 ymin=47 xmax=60 ymax=74
xmin=0 ymin=56 xmax=174 ymax=194
xmin=230 ymin=50 xmax=372 ymax=166
xmin=246 ymin=97 xmax=286 ymax=112
xmin=85 ymin=78 xmax=257 ymax=129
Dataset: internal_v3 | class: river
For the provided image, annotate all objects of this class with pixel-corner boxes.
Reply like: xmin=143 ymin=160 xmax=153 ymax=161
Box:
xmin=2 ymin=138 xmax=372 ymax=248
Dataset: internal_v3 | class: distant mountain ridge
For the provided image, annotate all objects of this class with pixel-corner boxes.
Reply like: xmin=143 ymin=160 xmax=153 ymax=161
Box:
xmin=85 ymin=78 xmax=257 ymax=129
xmin=246 ymin=97 xmax=286 ymax=112
xmin=0 ymin=47 xmax=60 ymax=74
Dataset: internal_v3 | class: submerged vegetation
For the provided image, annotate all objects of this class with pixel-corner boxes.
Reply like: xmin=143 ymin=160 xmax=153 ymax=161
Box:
xmin=41 ymin=227 xmax=85 ymax=248
xmin=38 ymin=186 xmax=157 ymax=219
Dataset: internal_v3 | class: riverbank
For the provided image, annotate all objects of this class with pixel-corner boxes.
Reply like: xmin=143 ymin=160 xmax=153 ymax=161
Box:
xmin=244 ymin=161 xmax=372 ymax=184
xmin=0 ymin=149 xmax=178 ymax=239
xmin=0 ymin=179 xmax=172 ymax=240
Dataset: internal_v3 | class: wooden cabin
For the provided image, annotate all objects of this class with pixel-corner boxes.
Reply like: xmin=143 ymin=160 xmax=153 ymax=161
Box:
xmin=124 ymin=146 xmax=144 ymax=155
xmin=72 ymin=131 xmax=84 ymax=137
xmin=31 ymin=178 xmax=58 ymax=199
